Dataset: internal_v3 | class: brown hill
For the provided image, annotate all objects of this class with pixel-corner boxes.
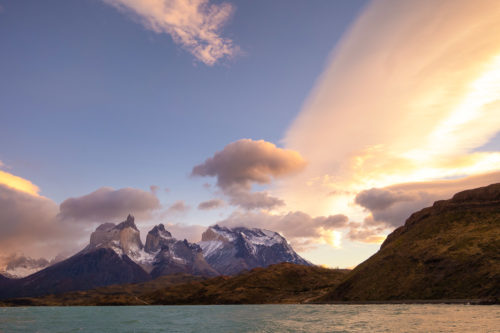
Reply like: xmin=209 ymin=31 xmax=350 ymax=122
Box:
xmin=322 ymin=183 xmax=500 ymax=302
xmin=0 ymin=263 xmax=349 ymax=306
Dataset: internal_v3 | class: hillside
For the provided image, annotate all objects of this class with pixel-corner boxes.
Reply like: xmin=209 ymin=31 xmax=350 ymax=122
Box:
xmin=322 ymin=183 xmax=500 ymax=302
xmin=0 ymin=263 xmax=349 ymax=306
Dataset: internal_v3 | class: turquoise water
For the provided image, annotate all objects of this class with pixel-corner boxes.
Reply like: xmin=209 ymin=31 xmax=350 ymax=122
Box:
xmin=0 ymin=304 xmax=499 ymax=332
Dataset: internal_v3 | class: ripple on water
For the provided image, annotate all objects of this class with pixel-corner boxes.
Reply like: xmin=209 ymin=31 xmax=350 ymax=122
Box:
xmin=0 ymin=304 xmax=499 ymax=333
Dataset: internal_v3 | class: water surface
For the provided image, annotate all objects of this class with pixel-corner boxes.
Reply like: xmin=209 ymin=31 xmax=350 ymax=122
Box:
xmin=1 ymin=304 xmax=498 ymax=332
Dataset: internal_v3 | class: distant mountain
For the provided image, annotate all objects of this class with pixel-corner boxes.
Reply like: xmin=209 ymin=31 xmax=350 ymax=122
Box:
xmin=0 ymin=215 xmax=314 ymax=300
xmin=83 ymin=214 xmax=155 ymax=273
xmin=0 ymin=215 xmax=216 ymax=300
xmin=1 ymin=263 xmax=349 ymax=306
xmin=0 ymin=256 xmax=50 ymax=278
xmin=199 ymin=225 xmax=311 ymax=275
xmin=0 ymin=248 xmax=150 ymax=300
xmin=0 ymin=274 xmax=10 ymax=286
xmin=145 ymin=224 xmax=218 ymax=278
xmin=322 ymin=183 xmax=500 ymax=302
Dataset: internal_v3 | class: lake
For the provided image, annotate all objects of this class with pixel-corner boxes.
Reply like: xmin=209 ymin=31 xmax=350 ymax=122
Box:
xmin=0 ymin=304 xmax=498 ymax=332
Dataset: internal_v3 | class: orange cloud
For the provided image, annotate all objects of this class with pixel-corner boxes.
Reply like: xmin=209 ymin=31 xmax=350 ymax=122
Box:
xmin=280 ymin=0 xmax=500 ymax=225
xmin=0 ymin=170 xmax=40 ymax=197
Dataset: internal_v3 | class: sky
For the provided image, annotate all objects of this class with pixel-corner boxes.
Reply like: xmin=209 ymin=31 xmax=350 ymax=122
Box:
xmin=1 ymin=0 xmax=500 ymax=269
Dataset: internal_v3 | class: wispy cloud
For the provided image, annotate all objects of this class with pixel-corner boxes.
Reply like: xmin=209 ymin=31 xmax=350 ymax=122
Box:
xmin=102 ymin=0 xmax=238 ymax=65
xmin=164 ymin=200 xmax=190 ymax=215
xmin=198 ymin=198 xmax=224 ymax=210
xmin=281 ymin=0 xmax=500 ymax=231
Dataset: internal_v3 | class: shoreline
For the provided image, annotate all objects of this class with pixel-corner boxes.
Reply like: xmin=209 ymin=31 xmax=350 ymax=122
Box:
xmin=1 ymin=298 xmax=498 ymax=307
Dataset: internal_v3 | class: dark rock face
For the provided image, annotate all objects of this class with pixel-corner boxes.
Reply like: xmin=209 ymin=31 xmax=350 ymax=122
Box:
xmin=145 ymin=224 xmax=218 ymax=278
xmin=144 ymin=224 xmax=172 ymax=253
xmin=199 ymin=225 xmax=311 ymax=275
xmin=323 ymin=183 xmax=500 ymax=301
xmin=0 ymin=248 xmax=150 ymax=300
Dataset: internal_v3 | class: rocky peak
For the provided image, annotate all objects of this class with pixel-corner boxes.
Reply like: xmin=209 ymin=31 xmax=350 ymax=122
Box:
xmin=145 ymin=224 xmax=174 ymax=253
xmin=199 ymin=225 xmax=312 ymax=275
xmin=116 ymin=214 xmax=139 ymax=231
xmin=201 ymin=225 xmax=233 ymax=242
xmin=87 ymin=215 xmax=143 ymax=257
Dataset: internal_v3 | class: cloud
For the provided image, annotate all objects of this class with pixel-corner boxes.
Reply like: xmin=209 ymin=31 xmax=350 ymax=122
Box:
xmin=162 ymin=223 xmax=206 ymax=242
xmin=102 ymin=0 xmax=237 ymax=65
xmin=193 ymin=139 xmax=306 ymax=189
xmin=164 ymin=200 xmax=190 ymax=215
xmin=192 ymin=139 xmax=306 ymax=210
xmin=198 ymin=198 xmax=225 ymax=210
xmin=0 ymin=184 xmax=84 ymax=267
xmin=279 ymin=0 xmax=500 ymax=222
xmin=150 ymin=185 xmax=160 ymax=194
xmin=218 ymin=210 xmax=348 ymax=250
xmin=59 ymin=187 xmax=160 ymax=222
xmin=224 ymin=187 xmax=284 ymax=210
xmin=0 ymin=170 xmax=40 ymax=196
xmin=346 ymin=221 xmax=386 ymax=244
xmin=355 ymin=188 xmax=416 ymax=211
xmin=355 ymin=171 xmax=500 ymax=228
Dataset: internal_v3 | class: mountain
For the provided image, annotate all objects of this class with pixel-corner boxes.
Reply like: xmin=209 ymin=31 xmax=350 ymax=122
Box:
xmin=199 ymin=225 xmax=311 ymax=275
xmin=0 ymin=256 xmax=51 ymax=278
xmin=83 ymin=214 xmax=155 ymax=272
xmin=0 ymin=274 xmax=10 ymax=287
xmin=322 ymin=183 xmax=500 ymax=302
xmin=0 ymin=215 xmax=216 ymax=300
xmin=145 ymin=224 xmax=218 ymax=278
xmin=0 ymin=248 xmax=150 ymax=300
xmin=0 ymin=215 xmax=312 ymax=300
xmin=1 ymin=263 xmax=349 ymax=306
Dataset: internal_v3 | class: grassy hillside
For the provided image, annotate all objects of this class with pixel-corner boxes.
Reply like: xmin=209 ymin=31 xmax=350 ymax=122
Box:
xmin=1 ymin=263 xmax=349 ymax=306
xmin=321 ymin=183 xmax=500 ymax=302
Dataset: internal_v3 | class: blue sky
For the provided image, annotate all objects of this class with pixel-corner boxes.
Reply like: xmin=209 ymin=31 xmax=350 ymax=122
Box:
xmin=0 ymin=0 xmax=365 ymax=205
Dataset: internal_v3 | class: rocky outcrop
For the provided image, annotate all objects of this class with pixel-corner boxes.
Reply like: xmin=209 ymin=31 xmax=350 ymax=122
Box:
xmin=199 ymin=225 xmax=311 ymax=275
xmin=145 ymin=224 xmax=218 ymax=278
xmin=86 ymin=214 xmax=144 ymax=257
xmin=322 ymin=183 xmax=500 ymax=301
xmin=144 ymin=224 xmax=172 ymax=253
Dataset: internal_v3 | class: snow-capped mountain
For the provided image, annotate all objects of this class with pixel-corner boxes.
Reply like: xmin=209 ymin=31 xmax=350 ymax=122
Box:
xmin=84 ymin=215 xmax=216 ymax=277
xmin=145 ymin=224 xmax=218 ymax=278
xmin=84 ymin=214 xmax=156 ymax=272
xmin=0 ymin=216 xmax=312 ymax=300
xmin=0 ymin=255 xmax=51 ymax=278
xmin=198 ymin=225 xmax=311 ymax=275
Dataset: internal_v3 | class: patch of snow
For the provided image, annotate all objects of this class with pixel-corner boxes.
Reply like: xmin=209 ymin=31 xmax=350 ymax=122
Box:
xmin=2 ymin=266 xmax=44 ymax=278
xmin=129 ymin=248 xmax=156 ymax=265
xmin=110 ymin=241 xmax=124 ymax=256
xmin=242 ymin=229 xmax=283 ymax=247
xmin=199 ymin=240 xmax=224 ymax=258
xmin=211 ymin=227 xmax=236 ymax=241
xmin=169 ymin=252 xmax=187 ymax=264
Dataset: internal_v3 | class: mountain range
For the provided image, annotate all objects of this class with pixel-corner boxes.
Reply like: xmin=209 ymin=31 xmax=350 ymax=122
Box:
xmin=0 ymin=215 xmax=310 ymax=300
xmin=1 ymin=183 xmax=499 ymax=304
